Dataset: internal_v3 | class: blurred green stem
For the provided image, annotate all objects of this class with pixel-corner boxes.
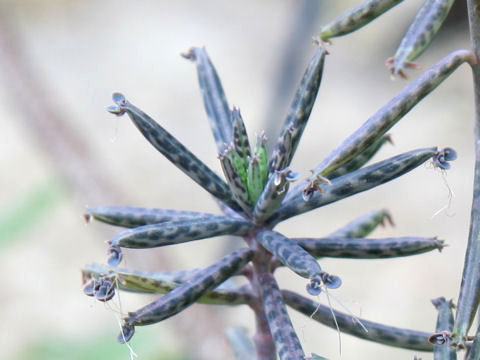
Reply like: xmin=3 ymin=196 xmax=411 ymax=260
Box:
xmin=452 ymin=0 xmax=480 ymax=347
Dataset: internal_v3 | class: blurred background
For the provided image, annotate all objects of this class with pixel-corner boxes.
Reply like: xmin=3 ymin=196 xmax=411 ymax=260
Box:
xmin=0 ymin=1 xmax=474 ymax=359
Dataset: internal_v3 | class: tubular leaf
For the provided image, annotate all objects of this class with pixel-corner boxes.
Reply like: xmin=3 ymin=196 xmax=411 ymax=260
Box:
xmin=253 ymin=168 xmax=300 ymax=223
xmin=82 ymin=264 xmax=255 ymax=306
xmin=119 ymin=248 xmax=254 ymax=343
xmin=106 ymin=93 xmax=242 ymax=213
xmin=295 ymin=236 xmax=445 ymax=259
xmin=319 ymin=0 xmax=404 ymax=41
xmin=269 ymin=46 xmax=327 ymax=173
xmin=182 ymin=47 xmax=233 ymax=151
xmin=232 ymin=107 xmax=251 ymax=183
xmin=270 ymin=147 xmax=438 ymax=224
xmin=327 ymin=135 xmax=392 ymax=179
xmin=256 ymin=230 xmax=322 ymax=279
xmin=259 ymin=272 xmax=305 ymax=359
xmin=85 ymin=206 xmax=217 ymax=228
xmin=109 ymin=215 xmax=251 ymax=249
xmin=452 ymin=120 xmax=480 ymax=347
xmin=329 ymin=209 xmax=393 ymax=238
xmin=256 ymin=230 xmax=340 ymax=295
xmin=283 ymin=290 xmax=434 ymax=352
xmin=307 ymin=50 xmax=471 ymax=186
xmin=218 ymin=146 xmax=252 ymax=213
xmin=387 ymin=0 xmax=456 ymax=79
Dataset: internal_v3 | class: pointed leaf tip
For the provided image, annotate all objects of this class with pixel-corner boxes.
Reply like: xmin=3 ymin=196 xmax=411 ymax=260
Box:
xmin=83 ymin=212 xmax=92 ymax=224
xmin=180 ymin=47 xmax=196 ymax=61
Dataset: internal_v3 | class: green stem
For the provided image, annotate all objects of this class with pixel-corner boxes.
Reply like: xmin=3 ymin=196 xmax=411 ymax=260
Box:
xmin=452 ymin=0 xmax=480 ymax=348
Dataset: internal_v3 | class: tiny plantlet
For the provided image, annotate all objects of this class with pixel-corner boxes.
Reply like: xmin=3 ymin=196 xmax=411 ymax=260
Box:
xmin=82 ymin=1 xmax=480 ymax=358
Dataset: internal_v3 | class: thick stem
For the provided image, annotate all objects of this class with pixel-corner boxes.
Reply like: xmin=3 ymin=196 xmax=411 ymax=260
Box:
xmin=253 ymin=302 xmax=277 ymax=360
xmin=452 ymin=0 xmax=480 ymax=347
xmin=249 ymin=242 xmax=277 ymax=360
xmin=249 ymin=236 xmax=306 ymax=359
xmin=256 ymin=271 xmax=305 ymax=360
xmin=468 ymin=1 xmax=480 ymax=61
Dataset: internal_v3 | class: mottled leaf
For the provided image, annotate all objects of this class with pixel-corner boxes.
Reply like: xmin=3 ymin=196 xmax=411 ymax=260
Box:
xmin=218 ymin=145 xmax=252 ymax=213
xmin=259 ymin=272 xmax=305 ymax=359
xmin=256 ymin=230 xmax=340 ymax=295
xmin=269 ymin=45 xmax=327 ymax=173
xmin=253 ymin=168 xmax=300 ymax=223
xmin=328 ymin=135 xmax=392 ymax=179
xmin=283 ymin=290 xmax=434 ymax=351
xmin=295 ymin=236 xmax=444 ymax=259
xmin=319 ymin=0 xmax=404 ymax=41
xmin=232 ymin=107 xmax=251 ymax=183
xmin=85 ymin=206 xmax=217 ymax=228
xmin=109 ymin=215 xmax=251 ymax=250
xmin=82 ymin=264 xmax=255 ymax=306
xmin=106 ymin=93 xmax=242 ymax=213
xmin=387 ymin=0 xmax=456 ymax=79
xmin=308 ymin=50 xmax=471 ymax=186
xmin=270 ymin=148 xmax=438 ymax=225
xmin=182 ymin=47 xmax=233 ymax=151
xmin=329 ymin=209 xmax=393 ymax=238
xmin=118 ymin=248 xmax=254 ymax=343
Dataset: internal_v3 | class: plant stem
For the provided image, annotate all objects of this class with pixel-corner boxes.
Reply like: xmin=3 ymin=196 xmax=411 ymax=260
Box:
xmin=452 ymin=0 xmax=480 ymax=347
xmin=250 ymin=244 xmax=277 ymax=360
xmin=253 ymin=303 xmax=277 ymax=360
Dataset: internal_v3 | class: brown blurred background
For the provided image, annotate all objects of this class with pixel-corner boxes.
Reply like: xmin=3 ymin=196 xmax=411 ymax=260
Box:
xmin=0 ymin=1 xmax=474 ymax=359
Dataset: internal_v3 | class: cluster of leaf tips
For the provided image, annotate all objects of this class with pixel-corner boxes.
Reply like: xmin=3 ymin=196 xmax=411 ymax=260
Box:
xmin=82 ymin=0 xmax=480 ymax=358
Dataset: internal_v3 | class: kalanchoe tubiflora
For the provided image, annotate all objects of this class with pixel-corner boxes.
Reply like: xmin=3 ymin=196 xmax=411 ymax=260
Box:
xmin=386 ymin=0 xmax=456 ymax=79
xmin=318 ymin=0 xmax=404 ymax=42
xmin=81 ymin=3 xmax=480 ymax=355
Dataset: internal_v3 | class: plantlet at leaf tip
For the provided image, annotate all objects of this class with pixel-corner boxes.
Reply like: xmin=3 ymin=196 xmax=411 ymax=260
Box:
xmin=107 ymin=245 xmax=122 ymax=267
xmin=433 ymin=147 xmax=457 ymax=170
xmin=429 ymin=330 xmax=451 ymax=345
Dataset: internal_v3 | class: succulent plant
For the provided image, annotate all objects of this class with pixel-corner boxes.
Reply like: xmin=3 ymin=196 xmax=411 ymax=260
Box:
xmin=82 ymin=0 xmax=480 ymax=358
